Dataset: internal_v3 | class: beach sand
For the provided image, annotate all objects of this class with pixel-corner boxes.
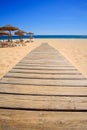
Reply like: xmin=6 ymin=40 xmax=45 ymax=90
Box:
xmin=0 ymin=42 xmax=41 ymax=78
xmin=0 ymin=39 xmax=87 ymax=78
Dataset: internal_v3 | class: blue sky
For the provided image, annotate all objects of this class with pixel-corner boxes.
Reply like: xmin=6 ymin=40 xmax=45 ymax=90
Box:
xmin=0 ymin=0 xmax=87 ymax=35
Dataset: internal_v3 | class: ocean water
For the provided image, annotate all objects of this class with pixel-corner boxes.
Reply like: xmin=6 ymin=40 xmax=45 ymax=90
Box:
xmin=0 ymin=35 xmax=87 ymax=40
xmin=34 ymin=35 xmax=87 ymax=39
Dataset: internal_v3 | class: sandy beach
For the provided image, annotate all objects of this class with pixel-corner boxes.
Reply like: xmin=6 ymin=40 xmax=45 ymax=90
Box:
xmin=0 ymin=39 xmax=87 ymax=78
xmin=0 ymin=41 xmax=41 ymax=78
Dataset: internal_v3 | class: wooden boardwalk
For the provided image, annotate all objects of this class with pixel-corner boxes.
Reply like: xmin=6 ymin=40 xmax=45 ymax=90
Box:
xmin=0 ymin=43 xmax=87 ymax=129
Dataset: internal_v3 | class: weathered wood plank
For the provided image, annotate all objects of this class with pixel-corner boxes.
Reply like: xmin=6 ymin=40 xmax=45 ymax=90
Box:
xmin=0 ymin=84 xmax=87 ymax=96
xmin=11 ymin=68 xmax=81 ymax=74
xmin=1 ymin=77 xmax=87 ymax=86
xmin=0 ymin=94 xmax=74 ymax=110
xmin=14 ymin=66 xmax=76 ymax=70
xmin=20 ymin=57 xmax=70 ymax=60
xmin=21 ymin=59 xmax=69 ymax=63
xmin=17 ymin=63 xmax=73 ymax=67
xmin=5 ymin=72 xmax=85 ymax=79
xmin=23 ymin=55 xmax=65 ymax=59
xmin=24 ymin=54 xmax=66 ymax=57
xmin=19 ymin=61 xmax=71 ymax=65
xmin=0 ymin=109 xmax=87 ymax=130
xmin=24 ymin=56 xmax=66 ymax=60
xmin=0 ymin=94 xmax=87 ymax=110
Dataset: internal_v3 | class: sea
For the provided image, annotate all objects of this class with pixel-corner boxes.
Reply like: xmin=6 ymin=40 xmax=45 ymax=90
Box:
xmin=0 ymin=35 xmax=87 ymax=40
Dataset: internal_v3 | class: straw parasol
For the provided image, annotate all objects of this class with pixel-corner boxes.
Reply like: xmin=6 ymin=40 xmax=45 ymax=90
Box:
xmin=0 ymin=25 xmax=19 ymax=42
xmin=27 ymin=32 xmax=34 ymax=39
xmin=0 ymin=31 xmax=9 ymax=41
xmin=15 ymin=30 xmax=26 ymax=41
xmin=27 ymin=32 xmax=34 ymax=42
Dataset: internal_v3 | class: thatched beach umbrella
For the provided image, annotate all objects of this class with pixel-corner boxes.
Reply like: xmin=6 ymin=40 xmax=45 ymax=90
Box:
xmin=15 ymin=30 xmax=26 ymax=40
xmin=27 ymin=32 xmax=34 ymax=39
xmin=27 ymin=32 xmax=34 ymax=42
xmin=0 ymin=25 xmax=19 ymax=42
xmin=0 ymin=31 xmax=9 ymax=41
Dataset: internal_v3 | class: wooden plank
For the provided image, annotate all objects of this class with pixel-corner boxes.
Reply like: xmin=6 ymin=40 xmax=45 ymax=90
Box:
xmin=19 ymin=57 xmax=70 ymax=64
xmin=0 ymin=109 xmax=87 ymax=130
xmin=29 ymin=49 xmax=58 ymax=51
xmin=21 ymin=56 xmax=69 ymax=61
xmin=25 ymin=52 xmax=62 ymax=55
xmin=23 ymin=57 xmax=68 ymax=61
xmin=17 ymin=63 xmax=74 ymax=67
xmin=28 ymin=51 xmax=61 ymax=53
xmin=23 ymin=59 xmax=69 ymax=63
xmin=14 ymin=66 xmax=77 ymax=70
xmin=5 ymin=72 xmax=85 ymax=79
xmin=26 ymin=49 xmax=59 ymax=52
xmin=19 ymin=61 xmax=71 ymax=65
xmin=0 ymin=94 xmax=87 ymax=110
xmin=22 ymin=59 xmax=69 ymax=63
xmin=24 ymin=53 xmax=65 ymax=56
xmin=24 ymin=55 xmax=65 ymax=59
xmin=10 ymin=68 xmax=81 ymax=74
xmin=28 ymin=53 xmax=61 ymax=57
xmin=30 ymin=52 xmax=60 ymax=54
xmin=0 ymin=94 xmax=74 ymax=110
xmin=1 ymin=77 xmax=87 ymax=86
xmin=0 ymin=84 xmax=87 ymax=96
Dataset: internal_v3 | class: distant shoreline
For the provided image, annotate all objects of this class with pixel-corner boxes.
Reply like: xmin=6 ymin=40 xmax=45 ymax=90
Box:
xmin=0 ymin=35 xmax=87 ymax=41
xmin=34 ymin=35 xmax=87 ymax=39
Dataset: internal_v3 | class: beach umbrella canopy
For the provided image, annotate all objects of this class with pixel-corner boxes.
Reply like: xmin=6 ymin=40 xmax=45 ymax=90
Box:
xmin=0 ymin=31 xmax=9 ymax=41
xmin=15 ymin=30 xmax=26 ymax=40
xmin=28 ymin=32 xmax=34 ymax=34
xmin=0 ymin=25 xmax=19 ymax=41
xmin=0 ymin=31 xmax=9 ymax=35
xmin=27 ymin=32 xmax=34 ymax=39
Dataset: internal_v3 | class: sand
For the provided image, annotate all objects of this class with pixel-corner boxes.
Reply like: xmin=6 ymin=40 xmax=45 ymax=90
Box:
xmin=0 ymin=39 xmax=87 ymax=78
xmin=0 ymin=42 xmax=41 ymax=78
